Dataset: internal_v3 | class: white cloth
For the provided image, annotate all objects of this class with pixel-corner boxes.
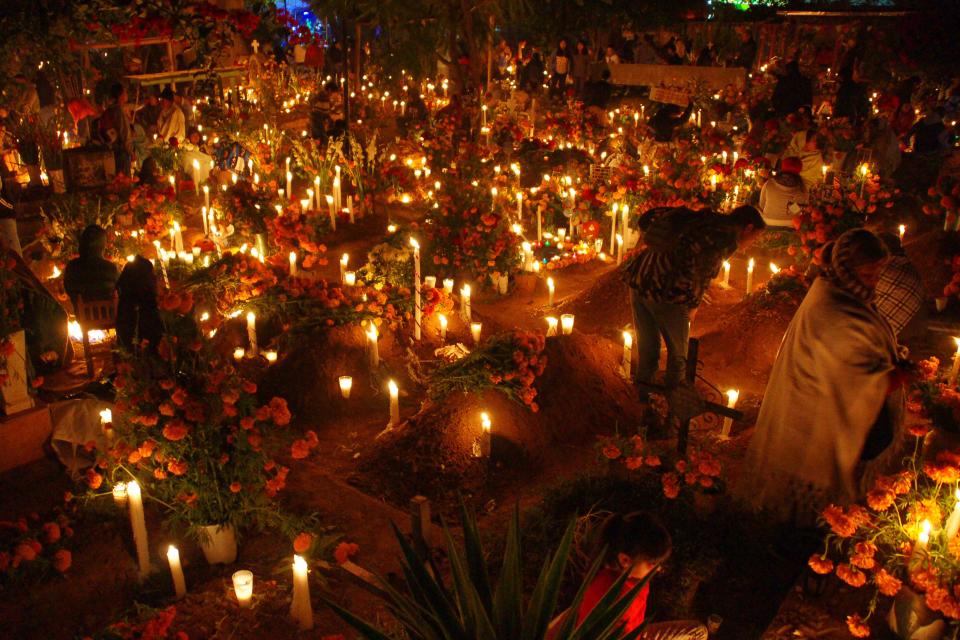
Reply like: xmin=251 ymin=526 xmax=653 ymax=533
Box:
xmin=783 ymin=131 xmax=825 ymax=190
xmin=49 ymin=397 xmax=112 ymax=474
xmin=741 ymin=278 xmax=901 ymax=514
xmin=759 ymin=175 xmax=807 ymax=228
xmin=180 ymin=149 xmax=214 ymax=183
xmin=157 ymin=105 xmax=186 ymax=144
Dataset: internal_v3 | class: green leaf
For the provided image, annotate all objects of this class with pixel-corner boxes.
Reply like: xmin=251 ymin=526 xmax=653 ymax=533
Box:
xmin=521 ymin=519 xmax=575 ymax=640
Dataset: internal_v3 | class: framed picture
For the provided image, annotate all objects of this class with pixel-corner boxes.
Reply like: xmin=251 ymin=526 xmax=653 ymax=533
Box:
xmin=63 ymin=147 xmax=116 ymax=191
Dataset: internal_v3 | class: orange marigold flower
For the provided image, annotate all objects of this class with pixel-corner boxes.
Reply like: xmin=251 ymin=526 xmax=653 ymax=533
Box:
xmin=333 ymin=541 xmax=359 ymax=564
xmin=52 ymin=549 xmax=72 ymax=573
xmin=624 ymin=456 xmax=643 ymax=470
xmin=162 ymin=423 xmax=189 ymax=441
xmin=836 ymin=563 xmax=867 ymax=588
xmin=293 ymin=532 xmax=314 ymax=554
xmin=644 ymin=455 xmax=661 ymax=467
xmin=874 ymin=568 xmax=902 ymax=597
xmin=846 ymin=614 xmax=871 ymax=638
xmin=866 ymin=488 xmax=896 ymax=511
xmin=822 ymin=505 xmax=857 ymax=537
xmin=850 ymin=554 xmax=875 ymax=570
xmin=602 ymin=444 xmax=622 ymax=460
xmin=229 ymin=482 xmax=242 ymax=493
xmin=854 ymin=541 xmax=877 ymax=558
xmin=85 ymin=469 xmax=103 ymax=490
xmin=807 ymin=554 xmax=834 ymax=575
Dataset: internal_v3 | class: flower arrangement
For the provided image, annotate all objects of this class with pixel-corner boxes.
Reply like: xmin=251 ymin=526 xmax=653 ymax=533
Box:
xmin=923 ymin=175 xmax=960 ymax=231
xmin=911 ymin=357 xmax=960 ymax=435
xmin=428 ymin=330 xmax=546 ymax=411
xmin=0 ymin=507 xmax=74 ymax=581
xmin=0 ymin=250 xmax=25 ymax=387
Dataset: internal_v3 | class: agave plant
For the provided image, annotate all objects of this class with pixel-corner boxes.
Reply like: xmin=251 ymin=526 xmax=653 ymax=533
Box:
xmin=325 ymin=500 xmax=652 ymax=639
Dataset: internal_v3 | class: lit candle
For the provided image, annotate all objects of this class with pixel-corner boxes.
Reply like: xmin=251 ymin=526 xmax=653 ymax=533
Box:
xmin=313 ymin=175 xmax=321 ymax=209
xmin=167 ymin=545 xmax=187 ymax=599
xmin=471 ymin=322 xmax=482 ymax=345
xmin=233 ymin=347 xmax=246 ymax=361
xmin=387 ymin=380 xmax=400 ymax=426
xmin=290 ymin=554 xmax=313 ymax=630
xmin=347 ymin=195 xmax=354 ymax=223
xmin=545 ymin=316 xmax=558 ymax=337
xmin=610 ymin=203 xmax=619 ymax=254
xmin=246 ymin=311 xmax=258 ymax=356
xmin=769 ymin=262 xmax=780 ymax=275
xmin=720 ymin=390 xmax=739 ymax=437
xmin=201 ymin=206 xmax=209 ymax=236
xmin=112 ymin=482 xmax=127 ymax=507
xmin=410 ymin=238 xmax=421 ymax=341
xmin=516 ymin=192 xmax=523 ymax=220
xmin=326 ymin=195 xmax=336 ymax=230
xmin=721 ymin=260 xmax=731 ymax=287
xmin=338 ymin=376 xmax=353 ymax=399
xmin=949 ymin=338 xmax=960 ymax=388
xmin=339 ymin=253 xmax=349 ymax=282
xmin=367 ymin=324 xmax=379 ymax=370
xmin=537 ymin=204 xmax=543 ymax=243
xmin=285 ymin=171 xmax=293 ymax=201
xmin=438 ymin=314 xmax=447 ymax=342
xmin=910 ymin=519 xmax=932 ymax=569
xmin=461 ymin=285 xmax=472 ymax=323
xmin=479 ymin=412 xmax=492 ymax=457
xmin=289 ymin=251 xmax=298 ymax=276
xmin=821 ymin=164 xmax=828 ymax=181
xmin=344 ymin=271 xmax=356 ymax=286
xmin=443 ymin=278 xmax=455 ymax=294
xmin=616 ymin=233 xmax=624 ymax=265
xmin=232 ymin=570 xmax=253 ymax=608
xmin=745 ymin=258 xmax=755 ymax=295
xmin=202 ymin=184 xmax=210 ymax=209
xmin=547 ymin=277 xmax=555 ymax=306
xmin=127 ymin=480 xmax=150 ymax=578
xmin=560 ymin=314 xmax=575 ymax=335
xmin=621 ymin=331 xmax=633 ymax=378
xmin=899 ymin=224 xmax=906 ymax=242
xmin=264 ymin=350 xmax=278 ymax=363
xmin=710 ymin=174 xmax=717 ymax=191
xmin=192 ymin=159 xmax=200 ymax=195
xmin=333 ymin=175 xmax=341 ymax=213
xmin=945 ymin=489 xmax=960 ymax=540
xmin=173 ymin=222 xmax=184 ymax=255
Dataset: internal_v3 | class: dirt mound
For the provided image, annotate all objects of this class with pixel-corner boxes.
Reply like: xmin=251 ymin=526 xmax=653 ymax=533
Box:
xmin=698 ymin=293 xmax=801 ymax=392
xmin=559 ymin=267 xmax=632 ymax=335
xmin=359 ymin=331 xmax=647 ymax=504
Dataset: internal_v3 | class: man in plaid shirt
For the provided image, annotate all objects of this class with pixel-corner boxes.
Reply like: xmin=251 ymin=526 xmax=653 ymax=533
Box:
xmin=624 ymin=205 xmax=764 ymax=393
xmin=874 ymin=233 xmax=923 ymax=337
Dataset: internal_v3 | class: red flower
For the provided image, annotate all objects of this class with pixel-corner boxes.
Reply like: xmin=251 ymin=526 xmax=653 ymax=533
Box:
xmin=333 ymin=541 xmax=359 ymax=564
xmin=53 ymin=549 xmax=72 ymax=573
xmin=293 ymin=532 xmax=314 ymax=554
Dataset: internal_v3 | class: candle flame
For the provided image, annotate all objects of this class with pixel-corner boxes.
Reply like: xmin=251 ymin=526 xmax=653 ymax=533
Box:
xmin=748 ymin=258 xmax=755 ymax=271
xmin=623 ymin=331 xmax=632 ymax=348
xmin=481 ymin=412 xmax=491 ymax=432
xmin=725 ymin=389 xmax=740 ymax=406
xmin=293 ymin=554 xmax=308 ymax=570
xmin=388 ymin=379 xmax=398 ymax=395
xmin=769 ymin=262 xmax=780 ymax=274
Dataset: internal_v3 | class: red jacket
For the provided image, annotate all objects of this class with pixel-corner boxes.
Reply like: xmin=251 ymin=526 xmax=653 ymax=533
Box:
xmin=575 ymin=568 xmax=650 ymax=634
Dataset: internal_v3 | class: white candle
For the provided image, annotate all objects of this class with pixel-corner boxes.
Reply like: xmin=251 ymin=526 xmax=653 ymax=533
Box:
xmin=438 ymin=314 xmax=447 ymax=342
xmin=290 ymin=554 xmax=313 ymax=630
xmin=910 ymin=520 xmax=932 ymax=568
xmin=112 ymin=482 xmax=127 ymax=507
xmin=745 ymin=258 xmax=755 ymax=295
xmin=944 ymin=489 xmax=960 ymax=540
xmin=340 ymin=253 xmax=349 ymax=282
xmin=610 ymin=203 xmax=618 ymax=254
xmin=949 ymin=338 xmax=960 ymax=388
xmin=411 ymin=238 xmax=421 ymax=341
xmin=264 ymin=350 xmax=278 ymax=363
xmin=621 ymin=331 xmax=633 ymax=378
xmin=127 ymin=480 xmax=150 ymax=578
xmin=284 ymin=251 xmax=296 ymax=277
xmin=233 ymin=347 xmax=245 ymax=361
xmin=899 ymin=224 xmax=906 ymax=242
xmin=344 ymin=271 xmax=356 ymax=286
xmin=547 ymin=277 xmax=555 ymax=306
xmin=516 ymin=192 xmax=523 ymax=220
xmin=338 ymin=376 xmax=353 ymax=399
xmin=201 ymin=206 xmax=209 ymax=236
xmin=333 ymin=176 xmax=341 ymax=214
xmin=367 ymin=324 xmax=379 ymax=370
xmin=232 ymin=570 xmax=253 ymax=608
xmin=461 ymin=285 xmax=471 ymax=323
xmin=192 ymin=159 xmax=200 ymax=195
xmin=203 ymin=184 xmax=210 ymax=209
xmin=246 ymin=311 xmax=258 ymax=356
xmin=173 ymin=222 xmax=184 ymax=255
xmin=443 ymin=279 xmax=454 ymax=295
xmin=721 ymin=260 xmax=731 ymax=287
xmin=471 ymin=322 xmax=482 ymax=345
xmin=347 ymin=195 xmax=354 ymax=223
xmin=424 ymin=276 xmax=437 ymax=289
xmin=313 ymin=175 xmax=321 ymax=210
xmin=167 ymin=545 xmax=187 ymax=599
xmin=616 ymin=234 xmax=624 ymax=265
xmin=326 ymin=195 xmax=337 ymax=230
xmin=286 ymin=171 xmax=293 ymax=200
xmin=169 ymin=174 xmax=176 ymax=195
xmin=479 ymin=412 xmax=492 ymax=457
xmin=388 ymin=380 xmax=400 ymax=426
xmin=720 ymin=389 xmax=739 ymax=437
xmin=560 ymin=314 xmax=575 ymax=335
xmin=545 ymin=316 xmax=558 ymax=337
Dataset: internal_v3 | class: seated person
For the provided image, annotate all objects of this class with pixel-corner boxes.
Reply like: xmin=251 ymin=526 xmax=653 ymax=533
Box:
xmin=115 ymin=256 xmax=162 ymax=353
xmin=759 ymin=156 xmax=807 ymax=229
xmin=64 ymin=225 xmax=119 ymax=308
xmin=572 ymin=512 xmax=707 ymax=639
xmin=649 ymin=101 xmax=693 ymax=143
xmin=782 ymin=128 xmax=826 ymax=190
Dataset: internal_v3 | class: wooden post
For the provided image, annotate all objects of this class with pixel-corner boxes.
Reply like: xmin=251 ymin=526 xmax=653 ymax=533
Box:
xmin=409 ymin=495 xmax=431 ymax=558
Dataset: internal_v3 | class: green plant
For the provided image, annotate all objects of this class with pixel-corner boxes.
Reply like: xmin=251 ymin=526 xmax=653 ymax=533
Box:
xmin=325 ymin=499 xmax=653 ymax=640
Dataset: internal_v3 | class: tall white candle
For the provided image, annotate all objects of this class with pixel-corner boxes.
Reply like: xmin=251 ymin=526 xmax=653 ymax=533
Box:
xmin=720 ymin=390 xmax=739 ymax=437
xmin=289 ymin=251 xmax=298 ymax=276
xmin=334 ymin=165 xmax=341 ymax=211
xmin=286 ymin=171 xmax=292 ymax=200
xmin=479 ymin=412 xmax=492 ymax=457
xmin=721 ymin=260 xmax=731 ymax=287
xmin=388 ymin=380 xmax=400 ymax=426
xmin=203 ymin=185 xmax=209 ymax=209
xmin=949 ymin=338 xmax=960 ymax=388
xmin=367 ymin=324 xmax=379 ymax=369
xmin=471 ymin=322 xmax=482 ymax=345
xmin=616 ymin=234 xmax=624 ymax=265
xmin=621 ymin=331 xmax=633 ymax=378
xmin=438 ymin=314 xmax=447 ymax=342
xmin=290 ymin=554 xmax=313 ymax=630
xmin=411 ymin=239 xmax=421 ymax=341
xmin=127 ymin=480 xmax=150 ymax=577
xmin=313 ymin=175 xmax=321 ymax=210
xmin=167 ymin=545 xmax=187 ymax=599
xmin=516 ymin=192 xmax=523 ymax=220
xmin=169 ymin=174 xmax=176 ymax=195
xmin=610 ymin=203 xmax=618 ymax=254
xmin=547 ymin=277 xmax=555 ymax=307
xmin=910 ymin=520 xmax=932 ymax=569
xmin=945 ymin=490 xmax=960 ymax=540
xmin=246 ymin=311 xmax=258 ymax=356
xmin=347 ymin=195 xmax=354 ymax=223
xmin=192 ymin=159 xmax=200 ymax=195
xmin=201 ymin=206 xmax=209 ymax=236
xmin=232 ymin=570 xmax=253 ymax=608
xmin=461 ymin=285 xmax=471 ymax=323
xmin=173 ymin=222 xmax=184 ymax=255
xmin=745 ymin=258 xmax=755 ymax=295
xmin=545 ymin=316 xmax=558 ymax=337
xmin=326 ymin=195 xmax=337 ymax=230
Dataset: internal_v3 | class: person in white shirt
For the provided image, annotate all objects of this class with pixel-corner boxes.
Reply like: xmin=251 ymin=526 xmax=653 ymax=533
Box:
xmin=759 ymin=156 xmax=807 ymax=229
xmin=604 ymin=46 xmax=621 ymax=65
xmin=156 ymin=87 xmax=186 ymax=145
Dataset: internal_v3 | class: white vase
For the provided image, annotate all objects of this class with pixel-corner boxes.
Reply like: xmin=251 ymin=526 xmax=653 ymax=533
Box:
xmin=199 ymin=524 xmax=237 ymax=565
xmin=1 ymin=330 xmax=34 ymax=416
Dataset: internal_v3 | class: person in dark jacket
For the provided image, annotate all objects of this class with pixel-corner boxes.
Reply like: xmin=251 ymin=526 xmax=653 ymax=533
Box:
xmin=64 ymin=225 xmax=119 ymax=309
xmin=834 ymin=65 xmax=869 ymax=123
xmin=115 ymin=256 xmax=163 ymax=353
xmin=571 ymin=41 xmax=590 ymax=98
xmin=649 ymin=102 xmax=693 ymax=142
xmin=771 ymin=60 xmax=813 ymax=117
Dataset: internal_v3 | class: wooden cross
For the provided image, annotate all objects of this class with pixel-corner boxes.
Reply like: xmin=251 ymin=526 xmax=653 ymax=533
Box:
xmin=637 ymin=338 xmax=742 ymax=454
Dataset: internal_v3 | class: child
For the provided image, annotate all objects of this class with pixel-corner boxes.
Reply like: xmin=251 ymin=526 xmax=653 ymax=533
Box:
xmin=576 ymin=512 xmax=707 ymax=640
